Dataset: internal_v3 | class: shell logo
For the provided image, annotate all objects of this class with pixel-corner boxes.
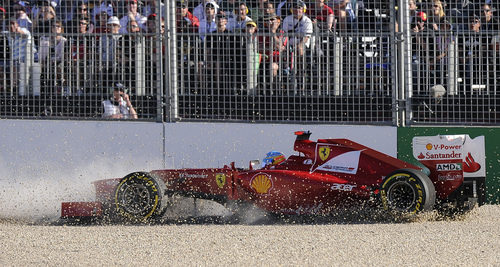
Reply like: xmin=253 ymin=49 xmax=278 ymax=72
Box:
xmin=250 ymin=174 xmax=273 ymax=194
xmin=426 ymin=143 xmax=433 ymax=150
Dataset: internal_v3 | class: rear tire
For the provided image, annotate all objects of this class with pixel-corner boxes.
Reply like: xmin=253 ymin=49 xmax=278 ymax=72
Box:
xmin=380 ymin=169 xmax=436 ymax=214
xmin=114 ymin=172 xmax=167 ymax=223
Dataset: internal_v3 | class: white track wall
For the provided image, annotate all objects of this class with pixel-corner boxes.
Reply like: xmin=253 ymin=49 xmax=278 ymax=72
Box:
xmin=0 ymin=121 xmax=396 ymax=221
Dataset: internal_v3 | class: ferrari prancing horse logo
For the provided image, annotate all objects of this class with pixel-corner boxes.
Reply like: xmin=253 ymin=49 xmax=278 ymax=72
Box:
xmin=319 ymin=146 xmax=331 ymax=161
xmin=216 ymin=173 xmax=226 ymax=189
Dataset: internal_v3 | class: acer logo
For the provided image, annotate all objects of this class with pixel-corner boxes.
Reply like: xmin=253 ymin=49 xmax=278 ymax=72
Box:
xmin=330 ymin=183 xmax=356 ymax=191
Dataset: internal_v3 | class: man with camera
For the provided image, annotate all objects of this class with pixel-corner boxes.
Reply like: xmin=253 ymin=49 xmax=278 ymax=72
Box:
xmin=102 ymin=83 xmax=138 ymax=119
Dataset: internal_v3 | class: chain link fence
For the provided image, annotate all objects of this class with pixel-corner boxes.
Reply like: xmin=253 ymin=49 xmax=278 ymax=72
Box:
xmin=0 ymin=0 xmax=498 ymax=125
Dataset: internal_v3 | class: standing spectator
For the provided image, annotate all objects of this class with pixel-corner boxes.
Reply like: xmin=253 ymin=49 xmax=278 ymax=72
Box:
xmin=227 ymin=2 xmax=253 ymax=33
xmin=122 ymin=18 xmax=144 ymax=91
xmin=71 ymin=16 xmax=93 ymax=93
xmin=329 ymin=0 xmax=350 ymax=30
xmin=102 ymin=83 xmax=138 ymax=119
xmin=250 ymin=0 xmax=268 ymax=23
xmin=194 ymin=0 xmax=219 ymax=22
xmin=32 ymin=0 xmax=57 ymax=47
xmin=259 ymin=13 xmax=287 ymax=91
xmin=119 ymin=0 xmax=146 ymax=33
xmin=93 ymin=10 xmax=110 ymax=33
xmin=480 ymin=3 xmax=498 ymax=32
xmin=14 ymin=1 xmax=32 ymax=32
xmin=99 ymin=16 xmax=123 ymax=88
xmin=143 ymin=0 xmax=165 ymax=18
xmin=198 ymin=1 xmax=217 ymax=40
xmin=1 ymin=8 xmax=11 ymax=92
xmin=66 ymin=1 xmax=94 ymax=34
xmin=8 ymin=18 xmax=36 ymax=94
xmin=308 ymin=0 xmax=334 ymax=32
xmin=92 ymin=0 xmax=115 ymax=25
xmin=38 ymin=20 xmax=69 ymax=94
xmin=428 ymin=0 xmax=452 ymax=89
xmin=244 ymin=21 xmax=260 ymax=95
xmin=177 ymin=0 xmax=200 ymax=33
xmin=457 ymin=14 xmax=483 ymax=94
xmin=282 ymin=0 xmax=313 ymax=92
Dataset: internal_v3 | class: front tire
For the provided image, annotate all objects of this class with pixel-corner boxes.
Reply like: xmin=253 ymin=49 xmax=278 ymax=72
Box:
xmin=114 ymin=172 xmax=167 ymax=223
xmin=380 ymin=169 xmax=436 ymax=214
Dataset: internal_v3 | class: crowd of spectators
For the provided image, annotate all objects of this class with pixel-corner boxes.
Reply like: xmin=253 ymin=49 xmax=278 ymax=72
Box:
xmin=0 ymin=0 xmax=499 ymax=98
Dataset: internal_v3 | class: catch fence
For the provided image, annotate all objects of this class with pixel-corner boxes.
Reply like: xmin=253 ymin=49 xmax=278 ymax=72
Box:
xmin=0 ymin=0 xmax=498 ymax=125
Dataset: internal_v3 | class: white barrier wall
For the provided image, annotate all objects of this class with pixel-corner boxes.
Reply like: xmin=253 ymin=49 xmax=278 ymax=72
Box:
xmin=0 ymin=121 xmax=396 ymax=221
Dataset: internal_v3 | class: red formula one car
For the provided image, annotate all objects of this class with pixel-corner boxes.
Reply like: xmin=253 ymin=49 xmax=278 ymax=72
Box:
xmin=61 ymin=131 xmax=486 ymax=223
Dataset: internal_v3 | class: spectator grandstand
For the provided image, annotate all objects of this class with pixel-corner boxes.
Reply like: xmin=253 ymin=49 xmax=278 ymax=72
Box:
xmin=0 ymin=0 xmax=498 ymax=124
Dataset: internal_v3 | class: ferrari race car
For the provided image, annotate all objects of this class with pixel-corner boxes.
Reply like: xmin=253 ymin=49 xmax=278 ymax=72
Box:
xmin=61 ymin=131 xmax=486 ymax=223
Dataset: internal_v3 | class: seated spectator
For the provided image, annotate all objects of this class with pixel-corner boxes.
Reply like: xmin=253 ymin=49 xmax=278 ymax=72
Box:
xmin=120 ymin=0 xmax=146 ymax=33
xmin=227 ymin=2 xmax=253 ymax=32
xmin=102 ymin=83 xmax=138 ymax=119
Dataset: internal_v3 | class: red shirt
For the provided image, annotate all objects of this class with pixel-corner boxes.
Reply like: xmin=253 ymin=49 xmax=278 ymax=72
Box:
xmin=307 ymin=4 xmax=334 ymax=23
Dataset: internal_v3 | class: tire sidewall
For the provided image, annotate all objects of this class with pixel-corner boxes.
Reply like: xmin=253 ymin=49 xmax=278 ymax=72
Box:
xmin=380 ymin=170 xmax=428 ymax=214
xmin=114 ymin=172 xmax=164 ymax=222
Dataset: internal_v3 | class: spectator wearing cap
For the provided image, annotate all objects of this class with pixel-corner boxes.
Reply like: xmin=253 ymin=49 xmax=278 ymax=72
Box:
xmin=198 ymin=1 xmax=217 ymax=41
xmin=193 ymin=0 xmax=219 ymax=22
xmin=177 ymin=1 xmax=200 ymax=33
xmin=99 ymin=16 xmax=123 ymax=87
xmin=227 ymin=2 xmax=253 ymax=32
xmin=259 ymin=13 xmax=287 ymax=89
xmin=282 ymin=0 xmax=313 ymax=56
xmin=120 ymin=0 xmax=146 ymax=33
xmin=102 ymin=83 xmax=138 ymax=119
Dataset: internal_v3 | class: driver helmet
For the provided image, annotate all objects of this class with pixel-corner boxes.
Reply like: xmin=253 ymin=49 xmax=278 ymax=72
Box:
xmin=262 ymin=151 xmax=286 ymax=168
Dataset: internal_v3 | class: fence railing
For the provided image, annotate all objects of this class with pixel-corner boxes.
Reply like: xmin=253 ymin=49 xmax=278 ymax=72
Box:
xmin=0 ymin=0 xmax=498 ymax=125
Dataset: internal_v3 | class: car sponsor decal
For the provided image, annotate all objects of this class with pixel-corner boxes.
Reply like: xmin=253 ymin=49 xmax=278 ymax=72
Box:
xmin=216 ymin=173 xmax=226 ymax=189
xmin=312 ymin=150 xmax=362 ymax=174
xmin=318 ymin=146 xmax=330 ymax=161
xmin=250 ymin=173 xmax=273 ymax=194
xmin=179 ymin=173 xmax=208 ymax=179
xmin=330 ymin=183 xmax=357 ymax=191
xmin=413 ymin=135 xmax=486 ymax=177
xmin=436 ymin=163 xmax=462 ymax=172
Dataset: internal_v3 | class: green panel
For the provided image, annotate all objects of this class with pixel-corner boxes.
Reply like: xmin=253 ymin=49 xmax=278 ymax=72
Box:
xmin=398 ymin=127 xmax=500 ymax=204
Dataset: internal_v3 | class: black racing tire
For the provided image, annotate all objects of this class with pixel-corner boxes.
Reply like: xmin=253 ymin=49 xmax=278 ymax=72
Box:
xmin=114 ymin=172 xmax=168 ymax=223
xmin=380 ymin=169 xmax=436 ymax=214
